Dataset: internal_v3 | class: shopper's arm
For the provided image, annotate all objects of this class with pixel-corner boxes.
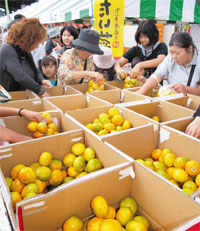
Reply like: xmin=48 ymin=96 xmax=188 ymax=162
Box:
xmin=136 ymin=73 xmax=162 ymax=95
xmin=0 ymin=107 xmax=44 ymax=122
xmin=131 ymin=54 xmax=165 ymax=78
xmin=0 ymin=127 xmax=32 ymax=143
xmin=114 ymin=57 xmax=129 ymax=79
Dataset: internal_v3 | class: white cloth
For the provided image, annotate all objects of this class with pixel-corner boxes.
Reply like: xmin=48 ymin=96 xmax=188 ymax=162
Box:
xmin=31 ymin=43 xmax=46 ymax=67
xmin=155 ymin=50 xmax=200 ymax=88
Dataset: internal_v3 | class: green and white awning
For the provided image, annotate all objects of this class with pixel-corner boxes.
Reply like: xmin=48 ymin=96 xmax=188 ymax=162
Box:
xmin=1 ymin=0 xmax=199 ymax=25
xmin=125 ymin=0 xmax=200 ymax=23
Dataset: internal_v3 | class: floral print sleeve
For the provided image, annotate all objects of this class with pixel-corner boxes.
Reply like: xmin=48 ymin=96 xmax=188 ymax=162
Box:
xmin=57 ymin=48 xmax=95 ymax=85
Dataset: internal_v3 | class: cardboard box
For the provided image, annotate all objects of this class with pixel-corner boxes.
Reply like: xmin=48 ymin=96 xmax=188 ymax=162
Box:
xmin=45 ymin=85 xmax=81 ymax=97
xmin=69 ymin=82 xmax=117 ymax=94
xmin=46 ymin=94 xmax=112 ymax=113
xmin=121 ymin=100 xmax=195 ymax=125
xmin=104 ymin=80 xmax=144 ymax=89
xmin=102 ymin=124 xmax=200 ymax=163
xmin=0 ymin=111 xmax=81 ymax=139
xmin=0 ymin=98 xmax=61 ymax=112
xmin=87 ymin=88 xmax=150 ymax=105
xmin=102 ymin=125 xmax=200 ymax=209
xmin=161 ymin=117 xmax=200 ymax=142
xmin=163 ymin=94 xmax=200 ymax=111
xmin=0 ymin=130 xmax=131 ymax=230
xmin=1 ymin=125 xmax=199 ymax=230
xmin=9 ymin=90 xmax=39 ymax=101
xmin=125 ymin=87 xmax=159 ymax=97
xmin=65 ymin=105 xmax=158 ymax=141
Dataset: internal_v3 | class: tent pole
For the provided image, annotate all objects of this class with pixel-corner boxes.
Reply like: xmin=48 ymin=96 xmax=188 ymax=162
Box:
xmin=91 ymin=0 xmax=94 ymax=27
xmin=4 ymin=0 xmax=11 ymax=22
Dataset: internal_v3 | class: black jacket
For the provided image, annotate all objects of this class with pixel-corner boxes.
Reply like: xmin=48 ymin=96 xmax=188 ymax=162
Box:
xmin=193 ymin=105 xmax=200 ymax=117
xmin=0 ymin=43 xmax=45 ymax=94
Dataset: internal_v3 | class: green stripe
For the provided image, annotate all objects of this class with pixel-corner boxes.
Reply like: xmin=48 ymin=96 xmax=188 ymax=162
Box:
xmin=140 ymin=0 xmax=156 ymax=18
xmin=169 ymin=0 xmax=184 ymax=21
xmin=60 ymin=0 xmax=83 ymax=14
xmin=80 ymin=8 xmax=89 ymax=19
xmin=194 ymin=1 xmax=200 ymax=23
xmin=65 ymin=12 xmax=72 ymax=21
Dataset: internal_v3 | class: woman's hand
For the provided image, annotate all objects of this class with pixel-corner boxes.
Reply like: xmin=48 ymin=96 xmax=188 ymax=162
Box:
xmin=131 ymin=63 xmax=143 ymax=78
xmin=40 ymin=91 xmax=50 ymax=98
xmin=88 ymin=72 xmax=104 ymax=83
xmin=42 ymin=80 xmax=53 ymax=89
xmin=20 ymin=109 xmax=45 ymax=122
xmin=170 ymin=83 xmax=186 ymax=94
xmin=185 ymin=116 xmax=200 ymax=138
xmin=136 ymin=75 xmax=146 ymax=83
xmin=116 ymin=68 xmax=129 ymax=80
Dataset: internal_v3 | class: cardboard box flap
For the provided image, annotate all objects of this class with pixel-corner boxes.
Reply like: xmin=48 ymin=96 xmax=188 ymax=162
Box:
xmin=162 ymin=117 xmax=194 ymax=132
xmin=85 ymin=94 xmax=112 ymax=108
xmin=9 ymin=90 xmax=39 ymax=101
xmin=66 ymin=105 xmax=112 ymax=125
xmin=122 ymin=90 xmax=151 ymax=103
xmin=46 ymin=95 xmax=87 ymax=112
xmin=159 ymin=126 xmax=200 ymax=162
xmin=87 ymin=89 xmax=121 ymax=104
xmin=131 ymin=163 xmax=200 ymax=230
xmin=126 ymin=101 xmax=194 ymax=122
xmin=165 ymin=96 xmax=189 ymax=108
xmin=0 ymin=98 xmax=60 ymax=112
xmin=126 ymin=101 xmax=159 ymax=117
xmin=187 ymin=94 xmax=200 ymax=111
xmin=102 ymin=124 xmax=156 ymax=160
xmin=19 ymin=163 xmax=132 ymax=231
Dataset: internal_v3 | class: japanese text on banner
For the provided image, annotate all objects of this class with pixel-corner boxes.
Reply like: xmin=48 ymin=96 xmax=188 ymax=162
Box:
xmin=93 ymin=0 xmax=125 ymax=58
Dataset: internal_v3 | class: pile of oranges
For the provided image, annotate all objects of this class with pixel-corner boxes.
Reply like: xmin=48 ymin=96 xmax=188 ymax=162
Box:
xmin=63 ymin=195 xmax=150 ymax=231
xmin=27 ymin=112 xmax=59 ymax=138
xmin=136 ymin=148 xmax=200 ymax=196
xmin=87 ymin=78 xmax=106 ymax=92
xmin=85 ymin=107 xmax=132 ymax=136
xmin=5 ymin=142 xmax=103 ymax=211
xmin=123 ymin=77 xmax=139 ymax=89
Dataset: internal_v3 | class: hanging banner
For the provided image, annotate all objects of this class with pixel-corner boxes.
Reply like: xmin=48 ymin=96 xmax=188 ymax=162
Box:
xmin=93 ymin=0 xmax=125 ymax=58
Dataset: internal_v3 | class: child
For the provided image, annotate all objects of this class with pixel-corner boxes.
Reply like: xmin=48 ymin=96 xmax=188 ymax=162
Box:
xmin=93 ymin=46 xmax=117 ymax=81
xmin=39 ymin=56 xmax=58 ymax=86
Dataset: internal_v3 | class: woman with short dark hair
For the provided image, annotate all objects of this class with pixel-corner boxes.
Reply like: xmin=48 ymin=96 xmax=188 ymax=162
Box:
xmin=60 ymin=25 xmax=79 ymax=55
xmin=115 ymin=20 xmax=168 ymax=80
xmin=0 ymin=18 xmax=52 ymax=97
xmin=137 ymin=32 xmax=200 ymax=96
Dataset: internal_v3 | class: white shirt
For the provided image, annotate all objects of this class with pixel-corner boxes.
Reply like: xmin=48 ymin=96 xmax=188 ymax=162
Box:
xmin=155 ymin=50 xmax=200 ymax=88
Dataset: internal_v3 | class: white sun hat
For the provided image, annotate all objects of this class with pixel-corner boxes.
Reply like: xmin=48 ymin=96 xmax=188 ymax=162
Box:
xmin=93 ymin=46 xmax=115 ymax=69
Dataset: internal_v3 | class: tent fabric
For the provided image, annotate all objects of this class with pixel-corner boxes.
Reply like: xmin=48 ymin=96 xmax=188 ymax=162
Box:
xmin=0 ymin=0 xmax=200 ymax=25
xmin=125 ymin=0 xmax=200 ymax=23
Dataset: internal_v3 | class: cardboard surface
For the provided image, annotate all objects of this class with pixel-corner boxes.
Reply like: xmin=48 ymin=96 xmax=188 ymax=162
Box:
xmin=125 ymin=87 xmax=159 ymax=97
xmin=159 ymin=126 xmax=200 ymax=162
xmin=9 ymin=90 xmax=39 ymax=101
xmin=0 ymin=130 xmax=130 ymax=231
xmin=105 ymin=80 xmax=144 ymax=89
xmin=0 ymin=111 xmax=81 ymax=138
xmin=65 ymin=106 xmax=156 ymax=140
xmin=0 ymin=98 xmax=60 ymax=112
xmin=124 ymin=101 xmax=194 ymax=123
xmin=87 ymin=89 xmax=150 ymax=105
xmin=45 ymin=85 xmax=81 ymax=97
xmin=46 ymin=94 xmax=112 ymax=113
xmin=69 ymin=82 xmax=117 ymax=94
xmin=166 ymin=94 xmax=199 ymax=111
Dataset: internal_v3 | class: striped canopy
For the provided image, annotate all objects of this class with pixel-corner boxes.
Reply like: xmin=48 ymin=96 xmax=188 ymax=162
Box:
xmin=0 ymin=0 xmax=200 ymax=25
xmin=125 ymin=0 xmax=200 ymax=23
